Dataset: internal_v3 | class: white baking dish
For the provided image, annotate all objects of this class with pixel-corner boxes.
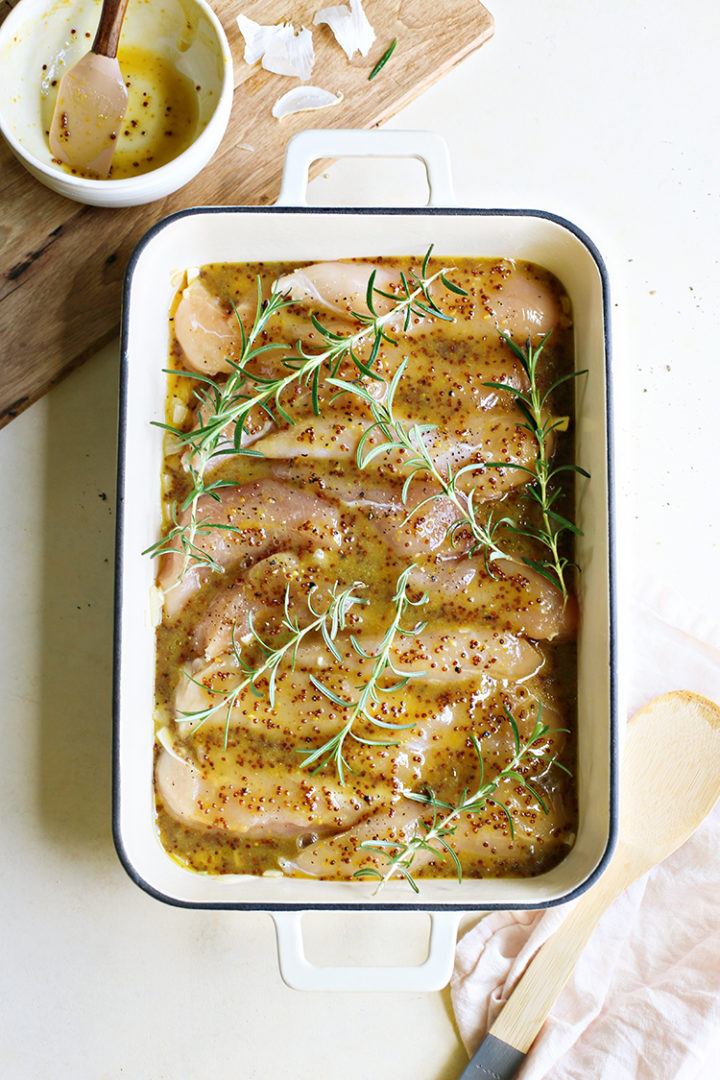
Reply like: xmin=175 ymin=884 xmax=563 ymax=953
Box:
xmin=113 ymin=130 xmax=617 ymax=989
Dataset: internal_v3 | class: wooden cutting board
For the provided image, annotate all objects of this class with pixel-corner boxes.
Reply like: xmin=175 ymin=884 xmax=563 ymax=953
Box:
xmin=0 ymin=0 xmax=493 ymax=428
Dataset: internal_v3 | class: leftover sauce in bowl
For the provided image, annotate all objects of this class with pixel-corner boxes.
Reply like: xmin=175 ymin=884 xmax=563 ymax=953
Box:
xmin=53 ymin=45 xmax=199 ymax=179
xmin=152 ymin=256 xmax=579 ymax=885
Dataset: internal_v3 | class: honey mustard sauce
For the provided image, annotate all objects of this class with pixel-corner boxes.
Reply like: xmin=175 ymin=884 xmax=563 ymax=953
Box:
xmin=108 ymin=45 xmax=198 ymax=178
xmin=47 ymin=44 xmax=199 ymax=179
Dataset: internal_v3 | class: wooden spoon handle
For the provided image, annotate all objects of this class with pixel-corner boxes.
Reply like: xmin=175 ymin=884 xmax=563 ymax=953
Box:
xmin=490 ymin=872 xmax=624 ymax=1053
xmin=92 ymin=0 xmax=131 ymax=59
xmin=459 ymin=862 xmax=628 ymax=1079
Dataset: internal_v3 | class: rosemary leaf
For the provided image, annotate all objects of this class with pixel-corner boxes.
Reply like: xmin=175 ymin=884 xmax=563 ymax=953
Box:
xmin=368 ymin=38 xmax=397 ymax=80
xmin=482 ymin=332 xmax=590 ymax=598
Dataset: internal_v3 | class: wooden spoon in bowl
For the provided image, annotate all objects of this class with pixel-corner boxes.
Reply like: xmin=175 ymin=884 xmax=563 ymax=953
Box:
xmin=49 ymin=0 xmax=131 ymax=178
xmin=460 ymin=691 xmax=720 ymax=1080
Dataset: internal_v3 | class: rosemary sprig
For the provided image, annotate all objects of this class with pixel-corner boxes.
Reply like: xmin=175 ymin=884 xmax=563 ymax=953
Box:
xmin=157 ymin=280 xmax=294 ymax=452
xmin=141 ymin=467 xmax=240 ymax=568
xmin=150 ymin=251 xmax=459 ymax=572
xmin=175 ymin=579 xmax=366 ymax=749
xmin=354 ymin=707 xmax=563 ymax=893
xmin=329 ymin=359 xmax=511 ymax=569
xmin=145 ymin=281 xmax=294 ymax=570
xmin=299 ymin=564 xmax=429 ymax=785
xmin=484 ymin=333 xmax=589 ymax=597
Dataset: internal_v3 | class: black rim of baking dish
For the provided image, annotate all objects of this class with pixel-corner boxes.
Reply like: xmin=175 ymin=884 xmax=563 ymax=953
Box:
xmin=113 ymin=205 xmax=617 ymax=912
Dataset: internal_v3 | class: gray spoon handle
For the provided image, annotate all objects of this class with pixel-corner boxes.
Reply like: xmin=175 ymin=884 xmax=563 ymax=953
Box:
xmin=458 ymin=1034 xmax=526 ymax=1080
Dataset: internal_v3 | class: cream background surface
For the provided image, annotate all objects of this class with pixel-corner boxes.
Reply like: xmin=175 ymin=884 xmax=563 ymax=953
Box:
xmin=1 ymin=1 xmax=718 ymax=1077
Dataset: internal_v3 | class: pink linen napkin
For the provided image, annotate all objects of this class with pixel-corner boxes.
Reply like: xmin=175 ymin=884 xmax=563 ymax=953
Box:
xmin=451 ymin=582 xmax=720 ymax=1079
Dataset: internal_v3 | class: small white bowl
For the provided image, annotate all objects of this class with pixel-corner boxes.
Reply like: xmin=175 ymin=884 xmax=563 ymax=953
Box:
xmin=0 ymin=0 xmax=233 ymax=207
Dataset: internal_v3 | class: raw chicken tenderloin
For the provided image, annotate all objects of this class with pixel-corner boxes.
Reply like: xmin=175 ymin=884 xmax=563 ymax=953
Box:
xmin=276 ymin=258 xmax=571 ymax=345
xmin=258 ymin=262 xmax=415 ymax=349
xmin=170 ymin=650 xmax=554 ymax=812
xmin=412 ymin=558 xmax=575 ymax=642
xmin=264 ymin=464 xmax=498 ymax=558
xmin=173 ymin=277 xmax=251 ymax=375
xmin=158 ymin=479 xmax=340 ymax=618
xmin=471 ymin=259 xmax=572 ymax=342
xmin=252 ymin=399 xmax=540 ymax=491
xmin=185 ymin=328 xmax=533 ymax=464
xmin=290 ymin=625 xmax=543 ymax=684
xmin=156 ymin=745 xmax=390 ymax=839
xmin=275 ymin=262 xmax=400 ymax=319
xmin=176 ymin=626 xmax=544 ymax=733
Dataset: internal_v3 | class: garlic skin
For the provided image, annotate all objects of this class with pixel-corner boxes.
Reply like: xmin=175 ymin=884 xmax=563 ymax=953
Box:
xmin=271 ymin=86 xmax=344 ymax=120
xmin=236 ymin=14 xmax=315 ymax=80
xmin=314 ymin=0 xmax=376 ymax=60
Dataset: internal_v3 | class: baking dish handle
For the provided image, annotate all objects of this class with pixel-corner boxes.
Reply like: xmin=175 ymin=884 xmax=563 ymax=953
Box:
xmin=272 ymin=909 xmax=460 ymax=992
xmin=275 ymin=128 xmax=456 ymax=208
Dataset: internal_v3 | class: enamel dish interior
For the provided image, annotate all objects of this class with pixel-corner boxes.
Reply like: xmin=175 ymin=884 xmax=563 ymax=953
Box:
xmin=114 ymin=207 xmax=615 ymax=910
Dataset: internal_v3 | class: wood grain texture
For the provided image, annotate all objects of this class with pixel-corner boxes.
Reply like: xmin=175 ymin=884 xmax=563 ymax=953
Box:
xmin=0 ymin=0 xmax=493 ymax=427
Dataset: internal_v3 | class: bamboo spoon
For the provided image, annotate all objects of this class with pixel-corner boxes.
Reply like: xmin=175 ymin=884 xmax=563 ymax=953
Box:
xmin=49 ymin=0 xmax=131 ymax=178
xmin=459 ymin=691 xmax=720 ymax=1080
